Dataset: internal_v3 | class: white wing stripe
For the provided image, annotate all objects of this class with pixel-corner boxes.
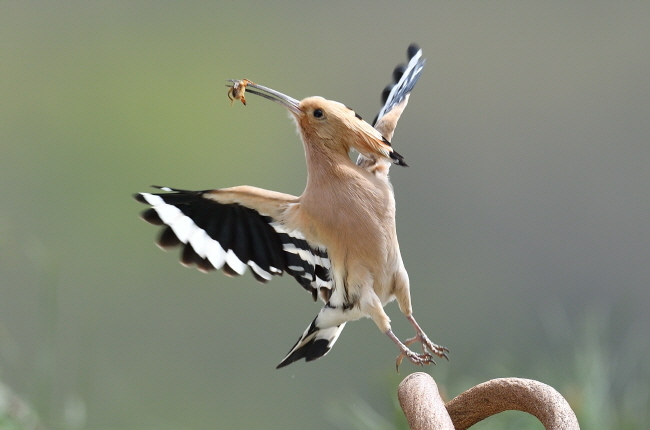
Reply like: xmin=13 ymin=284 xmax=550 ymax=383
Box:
xmin=205 ymin=239 xmax=227 ymax=270
xmin=269 ymin=221 xmax=306 ymax=240
xmin=282 ymin=243 xmax=320 ymax=266
xmin=142 ymin=193 xmax=257 ymax=276
xmin=225 ymin=249 xmax=247 ymax=275
xmin=249 ymin=261 xmax=272 ymax=281
xmin=316 ymin=256 xmax=331 ymax=269
xmin=188 ymin=227 xmax=211 ymax=258
xmin=141 ymin=193 xmax=164 ymax=206
xmin=169 ymin=215 xmax=197 ymax=243
xmin=315 ymin=276 xmax=329 ymax=289
xmin=150 ymin=201 xmax=184 ymax=226
xmin=138 ymin=190 xmax=333 ymax=293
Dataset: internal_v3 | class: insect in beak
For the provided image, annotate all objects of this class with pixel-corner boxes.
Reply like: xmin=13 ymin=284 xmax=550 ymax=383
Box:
xmin=226 ymin=79 xmax=302 ymax=115
xmin=226 ymin=79 xmax=255 ymax=106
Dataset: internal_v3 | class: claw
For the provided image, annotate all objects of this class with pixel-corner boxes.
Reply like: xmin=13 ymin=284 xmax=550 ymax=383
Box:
xmin=405 ymin=315 xmax=449 ymax=360
xmin=395 ymin=349 xmax=435 ymax=373
xmin=413 ymin=335 xmax=449 ymax=360
xmin=386 ymin=325 xmax=448 ymax=372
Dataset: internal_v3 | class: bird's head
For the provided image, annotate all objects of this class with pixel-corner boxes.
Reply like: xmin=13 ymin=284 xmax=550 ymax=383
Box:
xmin=226 ymin=80 xmax=407 ymax=167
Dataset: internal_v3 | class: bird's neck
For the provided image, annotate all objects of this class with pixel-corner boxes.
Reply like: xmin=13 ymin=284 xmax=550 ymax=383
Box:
xmin=303 ymin=141 xmax=358 ymax=189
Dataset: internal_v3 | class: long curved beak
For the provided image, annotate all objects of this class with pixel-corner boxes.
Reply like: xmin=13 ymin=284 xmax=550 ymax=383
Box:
xmin=226 ymin=80 xmax=301 ymax=115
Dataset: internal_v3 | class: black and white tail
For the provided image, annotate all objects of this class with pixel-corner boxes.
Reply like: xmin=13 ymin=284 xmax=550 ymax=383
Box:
xmin=276 ymin=320 xmax=346 ymax=369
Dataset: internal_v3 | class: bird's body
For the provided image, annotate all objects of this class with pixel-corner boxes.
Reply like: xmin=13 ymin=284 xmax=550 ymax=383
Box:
xmin=135 ymin=45 xmax=447 ymax=368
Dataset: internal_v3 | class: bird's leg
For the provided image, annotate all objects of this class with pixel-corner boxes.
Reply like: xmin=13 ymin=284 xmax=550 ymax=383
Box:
xmin=404 ymin=315 xmax=449 ymax=360
xmin=386 ymin=329 xmax=435 ymax=372
xmin=364 ymin=288 xmax=432 ymax=371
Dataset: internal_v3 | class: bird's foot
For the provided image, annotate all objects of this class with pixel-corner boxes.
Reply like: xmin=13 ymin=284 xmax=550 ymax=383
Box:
xmin=405 ymin=332 xmax=449 ymax=361
xmin=386 ymin=327 xmax=449 ymax=372
xmin=395 ymin=348 xmax=435 ymax=372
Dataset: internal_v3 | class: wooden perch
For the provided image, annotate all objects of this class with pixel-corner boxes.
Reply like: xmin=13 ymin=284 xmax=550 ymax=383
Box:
xmin=398 ymin=373 xmax=455 ymax=430
xmin=398 ymin=372 xmax=580 ymax=430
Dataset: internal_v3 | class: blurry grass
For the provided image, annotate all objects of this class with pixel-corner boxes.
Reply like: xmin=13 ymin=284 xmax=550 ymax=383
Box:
xmin=0 ymin=381 xmax=45 ymax=430
xmin=1 ymin=252 xmax=648 ymax=430
xmin=1 ymin=304 xmax=647 ymax=429
xmin=327 ymin=305 xmax=650 ymax=430
xmin=544 ymin=305 xmax=650 ymax=430
xmin=2 ymin=232 xmax=647 ymax=430
xmin=0 ymin=222 xmax=82 ymax=430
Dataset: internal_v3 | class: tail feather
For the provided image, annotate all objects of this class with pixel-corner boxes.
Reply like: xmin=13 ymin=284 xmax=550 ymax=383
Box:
xmin=276 ymin=321 xmax=346 ymax=369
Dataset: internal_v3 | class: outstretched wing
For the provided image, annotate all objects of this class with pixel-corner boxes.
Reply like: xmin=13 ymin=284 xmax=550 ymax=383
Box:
xmin=134 ymin=186 xmax=331 ymax=301
xmin=357 ymin=44 xmax=425 ymax=170
xmin=372 ymin=43 xmax=425 ymax=131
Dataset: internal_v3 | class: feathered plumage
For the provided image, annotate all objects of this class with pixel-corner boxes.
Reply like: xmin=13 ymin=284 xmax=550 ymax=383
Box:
xmin=135 ymin=44 xmax=447 ymax=369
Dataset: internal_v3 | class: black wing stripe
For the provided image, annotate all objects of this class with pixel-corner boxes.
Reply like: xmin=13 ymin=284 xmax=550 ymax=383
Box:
xmin=158 ymin=225 xmax=181 ymax=249
xmin=141 ymin=208 xmax=164 ymax=225
xmin=272 ymin=227 xmax=331 ymax=296
xmin=230 ymin=205 xmax=254 ymax=272
xmin=235 ymin=207 xmax=277 ymax=282
xmin=267 ymin=218 xmax=332 ymax=294
xmin=135 ymin=188 xmax=332 ymax=296
xmin=196 ymin=256 xmax=216 ymax=273
xmin=241 ymin=211 xmax=279 ymax=275
xmin=139 ymin=192 xmax=251 ymax=276
xmin=236 ymin=208 xmax=275 ymax=281
xmin=257 ymin=216 xmax=286 ymax=274
xmin=205 ymin=205 xmax=231 ymax=269
xmin=181 ymin=242 xmax=203 ymax=267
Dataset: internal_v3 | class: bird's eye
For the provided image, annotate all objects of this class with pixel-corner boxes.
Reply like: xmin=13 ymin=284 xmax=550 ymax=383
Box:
xmin=313 ymin=108 xmax=324 ymax=118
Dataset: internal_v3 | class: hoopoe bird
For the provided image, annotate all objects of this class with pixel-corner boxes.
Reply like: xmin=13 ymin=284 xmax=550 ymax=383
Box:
xmin=134 ymin=44 xmax=448 ymax=369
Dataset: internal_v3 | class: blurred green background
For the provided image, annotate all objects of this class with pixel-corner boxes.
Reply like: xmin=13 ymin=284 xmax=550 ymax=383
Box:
xmin=1 ymin=2 xmax=649 ymax=429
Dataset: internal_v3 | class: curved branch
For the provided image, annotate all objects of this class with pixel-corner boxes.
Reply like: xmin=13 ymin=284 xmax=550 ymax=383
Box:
xmin=398 ymin=373 xmax=455 ymax=430
xmin=446 ymin=377 xmax=580 ymax=430
xmin=398 ymin=373 xmax=580 ymax=430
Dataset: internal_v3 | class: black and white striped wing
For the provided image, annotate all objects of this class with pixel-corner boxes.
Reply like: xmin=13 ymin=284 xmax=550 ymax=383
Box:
xmin=357 ymin=44 xmax=425 ymax=169
xmin=134 ymin=187 xmax=331 ymax=301
xmin=372 ymin=43 xmax=425 ymax=127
